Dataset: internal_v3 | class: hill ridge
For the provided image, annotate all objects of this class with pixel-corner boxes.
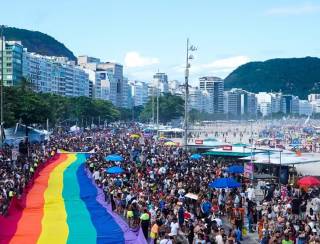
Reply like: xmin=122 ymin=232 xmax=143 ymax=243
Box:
xmin=3 ymin=27 xmax=76 ymax=61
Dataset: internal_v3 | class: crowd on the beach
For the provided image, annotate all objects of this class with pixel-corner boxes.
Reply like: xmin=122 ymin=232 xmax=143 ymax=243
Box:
xmin=1 ymin=123 xmax=320 ymax=243
xmin=0 ymin=141 xmax=56 ymax=215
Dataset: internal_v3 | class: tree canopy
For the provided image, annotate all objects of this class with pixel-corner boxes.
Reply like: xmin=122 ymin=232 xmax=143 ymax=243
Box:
xmin=140 ymin=93 xmax=184 ymax=123
xmin=3 ymin=86 xmax=120 ymax=128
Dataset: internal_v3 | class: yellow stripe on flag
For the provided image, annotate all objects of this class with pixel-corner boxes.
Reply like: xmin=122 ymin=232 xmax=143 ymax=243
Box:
xmin=37 ymin=153 xmax=76 ymax=244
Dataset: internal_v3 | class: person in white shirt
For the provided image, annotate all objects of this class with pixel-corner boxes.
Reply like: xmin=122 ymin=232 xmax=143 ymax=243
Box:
xmin=170 ymin=218 xmax=179 ymax=236
xmin=311 ymin=197 xmax=320 ymax=214
xmin=215 ymin=228 xmax=225 ymax=244
xmin=159 ymin=233 xmax=173 ymax=244
xmin=246 ymin=184 xmax=255 ymax=201
xmin=92 ymin=170 xmax=100 ymax=183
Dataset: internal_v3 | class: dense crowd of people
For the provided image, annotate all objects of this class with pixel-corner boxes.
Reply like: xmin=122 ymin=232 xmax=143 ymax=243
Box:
xmin=1 ymin=123 xmax=320 ymax=243
xmin=0 ymin=141 xmax=56 ymax=215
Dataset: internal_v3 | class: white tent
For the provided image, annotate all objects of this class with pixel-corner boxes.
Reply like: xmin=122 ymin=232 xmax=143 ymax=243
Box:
xmin=70 ymin=125 xmax=80 ymax=132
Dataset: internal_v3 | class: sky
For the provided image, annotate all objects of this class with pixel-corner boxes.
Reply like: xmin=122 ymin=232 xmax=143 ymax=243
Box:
xmin=1 ymin=0 xmax=320 ymax=84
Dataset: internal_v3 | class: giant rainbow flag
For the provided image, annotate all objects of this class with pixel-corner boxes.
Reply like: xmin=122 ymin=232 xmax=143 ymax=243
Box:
xmin=0 ymin=153 xmax=145 ymax=244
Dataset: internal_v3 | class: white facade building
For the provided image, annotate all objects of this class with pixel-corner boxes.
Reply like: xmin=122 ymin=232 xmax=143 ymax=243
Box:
xmin=256 ymin=92 xmax=272 ymax=117
xmin=23 ymin=51 xmax=89 ymax=97
xmin=168 ymin=80 xmax=181 ymax=94
xmin=152 ymin=72 xmax=169 ymax=93
xmin=270 ymin=93 xmax=282 ymax=114
xmin=78 ymin=57 xmax=131 ymax=108
xmin=308 ymin=94 xmax=320 ymax=102
xmin=299 ymin=100 xmax=313 ymax=116
xmin=310 ymin=101 xmax=320 ymax=114
xmin=189 ymin=87 xmax=213 ymax=114
xmin=130 ymin=81 xmax=149 ymax=107
xmin=199 ymin=76 xmax=224 ymax=114
xmin=224 ymin=88 xmax=257 ymax=118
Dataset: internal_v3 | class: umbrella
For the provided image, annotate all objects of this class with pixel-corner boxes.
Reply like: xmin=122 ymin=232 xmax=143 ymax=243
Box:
xmin=164 ymin=141 xmax=177 ymax=146
xmin=209 ymin=178 xmax=241 ymax=189
xmin=105 ymin=154 xmax=124 ymax=162
xmin=185 ymin=193 xmax=199 ymax=200
xmin=106 ymin=166 xmax=124 ymax=174
xmin=130 ymin=134 xmax=140 ymax=139
xmin=190 ymin=154 xmax=202 ymax=160
xmin=298 ymin=176 xmax=320 ymax=187
xmin=227 ymin=165 xmax=244 ymax=174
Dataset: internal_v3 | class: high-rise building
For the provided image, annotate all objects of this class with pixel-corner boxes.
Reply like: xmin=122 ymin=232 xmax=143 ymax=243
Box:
xmin=256 ymin=92 xmax=272 ymax=117
xmin=270 ymin=92 xmax=282 ymax=114
xmin=168 ymin=80 xmax=181 ymax=94
xmin=23 ymin=51 xmax=89 ymax=97
xmin=189 ymin=87 xmax=202 ymax=112
xmin=299 ymin=100 xmax=313 ymax=116
xmin=78 ymin=57 xmax=132 ymax=108
xmin=0 ymin=39 xmax=23 ymax=86
xmin=77 ymin=55 xmax=101 ymax=66
xmin=308 ymin=93 xmax=320 ymax=114
xmin=130 ymin=81 xmax=149 ymax=107
xmin=308 ymin=94 xmax=320 ymax=102
xmin=153 ymin=72 xmax=169 ymax=93
xmin=189 ymin=87 xmax=213 ymax=113
xmin=199 ymin=76 xmax=224 ymax=114
xmin=224 ymin=88 xmax=257 ymax=118
xmin=97 ymin=62 xmax=131 ymax=108
xmin=281 ymin=95 xmax=299 ymax=114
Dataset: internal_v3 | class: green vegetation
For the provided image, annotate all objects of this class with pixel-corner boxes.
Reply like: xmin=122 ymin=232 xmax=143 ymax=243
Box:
xmin=3 ymin=86 xmax=120 ymax=128
xmin=2 ymin=84 xmax=185 ymax=128
xmin=224 ymin=57 xmax=320 ymax=99
xmin=140 ymin=93 xmax=184 ymax=123
xmin=4 ymin=27 xmax=76 ymax=61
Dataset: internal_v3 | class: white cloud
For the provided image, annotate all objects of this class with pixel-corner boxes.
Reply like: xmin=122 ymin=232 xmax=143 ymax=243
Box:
xmin=124 ymin=51 xmax=159 ymax=68
xmin=172 ymin=55 xmax=250 ymax=77
xmin=266 ymin=3 xmax=320 ymax=16
xmin=203 ymin=56 xmax=250 ymax=70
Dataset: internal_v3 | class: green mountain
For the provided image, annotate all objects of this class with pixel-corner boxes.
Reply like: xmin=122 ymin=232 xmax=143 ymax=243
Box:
xmin=224 ymin=57 xmax=320 ymax=99
xmin=3 ymin=27 xmax=76 ymax=61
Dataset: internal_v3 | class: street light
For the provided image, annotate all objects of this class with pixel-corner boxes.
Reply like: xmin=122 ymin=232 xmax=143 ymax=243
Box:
xmin=184 ymin=38 xmax=197 ymax=149
xmin=279 ymin=149 xmax=283 ymax=186
xmin=156 ymin=78 xmax=159 ymax=134
xmin=248 ymin=119 xmax=255 ymax=181
xmin=152 ymin=86 xmax=155 ymax=125
xmin=0 ymin=25 xmax=7 ymax=147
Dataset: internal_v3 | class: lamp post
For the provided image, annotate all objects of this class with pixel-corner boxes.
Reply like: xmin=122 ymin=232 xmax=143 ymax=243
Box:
xmin=248 ymin=119 xmax=255 ymax=181
xmin=184 ymin=38 xmax=196 ymax=149
xmin=152 ymin=86 xmax=155 ymax=125
xmin=279 ymin=149 xmax=282 ymax=186
xmin=0 ymin=25 xmax=6 ymax=147
xmin=156 ymin=78 xmax=159 ymax=134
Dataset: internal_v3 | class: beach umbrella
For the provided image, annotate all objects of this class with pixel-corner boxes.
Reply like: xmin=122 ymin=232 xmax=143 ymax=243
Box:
xmin=130 ymin=134 xmax=140 ymax=139
xmin=164 ymin=141 xmax=177 ymax=146
xmin=106 ymin=166 xmax=124 ymax=174
xmin=105 ymin=154 xmax=124 ymax=162
xmin=209 ymin=178 xmax=241 ymax=189
xmin=190 ymin=154 xmax=202 ymax=160
xmin=227 ymin=165 xmax=244 ymax=174
xmin=298 ymin=176 xmax=320 ymax=187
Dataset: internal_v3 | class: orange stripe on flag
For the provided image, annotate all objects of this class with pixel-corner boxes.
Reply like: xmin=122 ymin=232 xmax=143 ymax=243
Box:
xmin=9 ymin=154 xmax=67 ymax=244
